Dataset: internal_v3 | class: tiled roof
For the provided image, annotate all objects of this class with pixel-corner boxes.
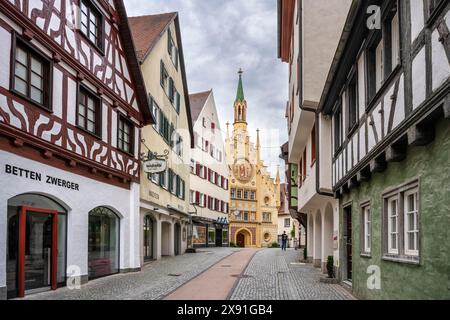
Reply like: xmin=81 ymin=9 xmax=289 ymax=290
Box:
xmin=128 ymin=12 xmax=177 ymax=61
xmin=189 ymin=90 xmax=211 ymax=122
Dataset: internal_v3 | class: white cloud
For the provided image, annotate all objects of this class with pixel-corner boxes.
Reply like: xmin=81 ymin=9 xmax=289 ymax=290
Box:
xmin=124 ymin=0 xmax=288 ymax=180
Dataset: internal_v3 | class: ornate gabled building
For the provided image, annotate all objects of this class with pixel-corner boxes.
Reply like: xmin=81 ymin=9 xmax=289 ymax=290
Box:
xmin=226 ymin=70 xmax=280 ymax=248
xmin=0 ymin=0 xmax=153 ymax=299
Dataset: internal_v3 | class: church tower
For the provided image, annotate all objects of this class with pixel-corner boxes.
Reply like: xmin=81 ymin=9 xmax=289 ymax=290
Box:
xmin=233 ymin=69 xmax=248 ymax=132
xmin=226 ymin=69 xmax=280 ymax=248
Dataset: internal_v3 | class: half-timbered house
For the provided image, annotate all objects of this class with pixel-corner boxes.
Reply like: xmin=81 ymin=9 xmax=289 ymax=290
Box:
xmin=319 ymin=0 xmax=450 ymax=299
xmin=0 ymin=0 xmax=153 ymax=299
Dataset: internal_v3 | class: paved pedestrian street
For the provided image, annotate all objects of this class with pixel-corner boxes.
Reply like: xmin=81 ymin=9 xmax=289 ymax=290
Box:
xmin=24 ymin=248 xmax=239 ymax=300
xmin=23 ymin=248 xmax=354 ymax=300
xmin=230 ymin=249 xmax=355 ymax=300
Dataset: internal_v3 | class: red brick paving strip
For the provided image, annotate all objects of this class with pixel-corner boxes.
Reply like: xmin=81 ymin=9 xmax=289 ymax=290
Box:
xmin=164 ymin=249 xmax=258 ymax=300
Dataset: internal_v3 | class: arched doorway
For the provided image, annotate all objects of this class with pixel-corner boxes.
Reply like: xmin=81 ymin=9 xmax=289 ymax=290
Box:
xmin=161 ymin=222 xmax=172 ymax=256
xmin=6 ymin=194 xmax=67 ymax=299
xmin=88 ymin=207 xmax=120 ymax=279
xmin=174 ymin=223 xmax=181 ymax=256
xmin=236 ymin=229 xmax=251 ymax=248
xmin=237 ymin=233 xmax=245 ymax=248
xmin=143 ymin=215 xmax=154 ymax=261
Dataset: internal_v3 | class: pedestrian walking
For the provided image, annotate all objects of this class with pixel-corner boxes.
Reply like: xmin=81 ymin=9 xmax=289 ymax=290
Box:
xmin=281 ymin=231 xmax=288 ymax=251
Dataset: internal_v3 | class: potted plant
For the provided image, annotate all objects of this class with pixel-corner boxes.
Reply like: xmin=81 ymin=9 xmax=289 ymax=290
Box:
xmin=326 ymin=256 xmax=335 ymax=278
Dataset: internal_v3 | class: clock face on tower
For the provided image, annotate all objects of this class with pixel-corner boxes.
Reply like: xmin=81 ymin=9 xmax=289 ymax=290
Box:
xmin=233 ymin=158 xmax=254 ymax=183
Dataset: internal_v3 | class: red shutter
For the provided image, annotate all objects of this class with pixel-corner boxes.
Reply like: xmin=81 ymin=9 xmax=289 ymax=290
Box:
xmin=203 ymin=195 xmax=207 ymax=207
xmin=195 ymin=192 xmax=200 ymax=204
xmin=196 ymin=163 xmax=200 ymax=176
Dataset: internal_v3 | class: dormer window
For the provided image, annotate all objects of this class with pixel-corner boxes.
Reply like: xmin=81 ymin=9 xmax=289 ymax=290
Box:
xmin=80 ymin=0 xmax=103 ymax=51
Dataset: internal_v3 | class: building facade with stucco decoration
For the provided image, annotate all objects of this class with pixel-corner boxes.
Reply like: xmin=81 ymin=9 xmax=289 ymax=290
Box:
xmin=226 ymin=70 xmax=280 ymax=248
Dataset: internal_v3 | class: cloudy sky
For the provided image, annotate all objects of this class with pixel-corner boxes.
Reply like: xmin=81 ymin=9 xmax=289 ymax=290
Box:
xmin=124 ymin=0 xmax=288 ymax=180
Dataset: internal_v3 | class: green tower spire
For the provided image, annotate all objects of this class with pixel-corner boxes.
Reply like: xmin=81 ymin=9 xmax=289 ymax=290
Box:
xmin=236 ymin=68 xmax=245 ymax=102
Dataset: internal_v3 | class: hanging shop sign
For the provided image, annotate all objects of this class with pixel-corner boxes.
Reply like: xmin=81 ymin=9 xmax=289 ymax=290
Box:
xmin=143 ymin=159 xmax=167 ymax=174
xmin=140 ymin=142 xmax=169 ymax=174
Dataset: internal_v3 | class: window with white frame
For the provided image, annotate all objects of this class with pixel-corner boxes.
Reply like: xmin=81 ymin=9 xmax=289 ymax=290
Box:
xmin=387 ymin=196 xmax=399 ymax=254
xmin=159 ymin=169 xmax=168 ymax=190
xmin=263 ymin=212 xmax=271 ymax=223
xmin=231 ymin=188 xmax=236 ymax=199
xmin=284 ymin=218 xmax=290 ymax=228
xmin=404 ymin=189 xmax=419 ymax=256
xmin=383 ymin=182 xmax=420 ymax=261
xmin=361 ymin=204 xmax=371 ymax=255
xmin=189 ymin=190 xmax=194 ymax=205
xmin=150 ymin=96 xmax=160 ymax=131
xmin=167 ymin=29 xmax=178 ymax=69
xmin=199 ymin=193 xmax=205 ymax=207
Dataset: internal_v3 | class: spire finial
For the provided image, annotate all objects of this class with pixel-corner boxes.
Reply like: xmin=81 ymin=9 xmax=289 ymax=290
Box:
xmin=236 ymin=68 xmax=245 ymax=102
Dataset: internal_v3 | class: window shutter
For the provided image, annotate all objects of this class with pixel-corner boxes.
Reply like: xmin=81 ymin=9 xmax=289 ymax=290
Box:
xmin=176 ymin=92 xmax=180 ymax=113
xmin=169 ymin=78 xmax=174 ymax=101
xmin=195 ymin=191 xmax=200 ymax=205
xmin=175 ymin=47 xmax=179 ymax=69
xmin=168 ymin=169 xmax=173 ymax=191
xmin=168 ymin=28 xmax=172 ymax=53
xmin=160 ymin=60 xmax=164 ymax=87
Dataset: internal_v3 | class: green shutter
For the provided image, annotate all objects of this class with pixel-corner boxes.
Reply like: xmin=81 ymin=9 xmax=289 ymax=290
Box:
xmin=168 ymin=29 xmax=172 ymax=53
xmin=168 ymin=169 xmax=173 ymax=191
xmin=176 ymin=92 xmax=180 ymax=113
xmin=159 ymin=110 xmax=164 ymax=134
xmin=169 ymin=78 xmax=174 ymax=101
xmin=160 ymin=60 xmax=164 ymax=87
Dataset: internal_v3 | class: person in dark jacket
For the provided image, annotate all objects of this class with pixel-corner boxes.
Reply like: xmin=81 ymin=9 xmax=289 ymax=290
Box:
xmin=281 ymin=231 xmax=288 ymax=251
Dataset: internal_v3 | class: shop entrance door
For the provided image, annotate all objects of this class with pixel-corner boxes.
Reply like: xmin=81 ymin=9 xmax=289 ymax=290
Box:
xmin=237 ymin=233 xmax=245 ymax=248
xmin=18 ymin=207 xmax=58 ymax=298
xmin=215 ymin=228 xmax=223 ymax=247
xmin=344 ymin=206 xmax=352 ymax=282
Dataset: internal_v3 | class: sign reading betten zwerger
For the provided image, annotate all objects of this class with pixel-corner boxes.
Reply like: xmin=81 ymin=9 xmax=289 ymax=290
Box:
xmin=4 ymin=164 xmax=80 ymax=191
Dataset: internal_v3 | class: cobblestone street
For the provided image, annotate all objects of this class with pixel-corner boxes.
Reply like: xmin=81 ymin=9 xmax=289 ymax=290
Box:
xmin=230 ymin=249 xmax=355 ymax=300
xmin=24 ymin=248 xmax=239 ymax=300
xmin=23 ymin=248 xmax=354 ymax=300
